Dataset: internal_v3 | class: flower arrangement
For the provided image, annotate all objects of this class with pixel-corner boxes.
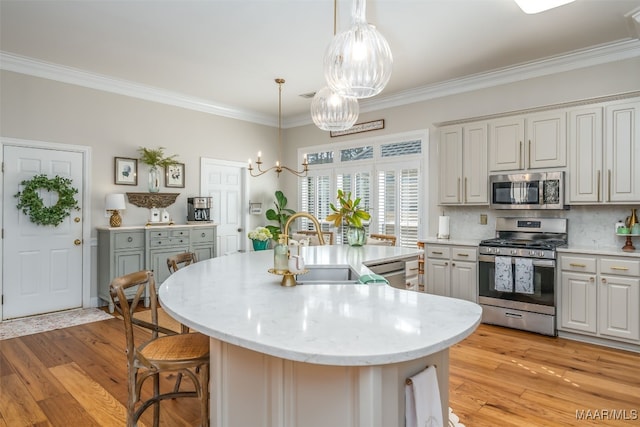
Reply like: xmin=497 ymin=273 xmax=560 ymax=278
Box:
xmin=248 ymin=226 xmax=273 ymax=241
xmin=326 ymin=189 xmax=370 ymax=228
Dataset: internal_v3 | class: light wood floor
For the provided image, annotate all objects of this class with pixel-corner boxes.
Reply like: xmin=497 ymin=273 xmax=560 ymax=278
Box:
xmin=0 ymin=317 xmax=638 ymax=426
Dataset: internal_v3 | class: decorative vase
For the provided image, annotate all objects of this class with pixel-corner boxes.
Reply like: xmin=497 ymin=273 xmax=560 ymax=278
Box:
xmin=346 ymin=226 xmax=366 ymax=247
xmin=628 ymin=208 xmax=638 ymax=229
xmin=148 ymin=165 xmax=161 ymax=193
xmin=252 ymin=239 xmax=269 ymax=251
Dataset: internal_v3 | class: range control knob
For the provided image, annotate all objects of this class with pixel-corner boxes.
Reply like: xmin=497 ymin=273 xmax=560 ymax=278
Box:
xmin=538 ymin=251 xmax=545 ymax=257
xmin=511 ymin=249 xmax=518 ymax=255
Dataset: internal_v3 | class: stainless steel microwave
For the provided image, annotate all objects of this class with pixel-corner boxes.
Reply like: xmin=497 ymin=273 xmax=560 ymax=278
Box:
xmin=489 ymin=171 xmax=566 ymax=210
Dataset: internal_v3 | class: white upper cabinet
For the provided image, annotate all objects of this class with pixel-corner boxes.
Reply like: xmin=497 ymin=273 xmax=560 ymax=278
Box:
xmin=439 ymin=122 xmax=488 ymax=205
xmin=605 ymin=99 xmax=640 ymax=203
xmin=488 ymin=111 xmax=566 ymax=172
xmin=568 ymin=98 xmax=640 ymax=204
xmin=568 ymin=107 xmax=603 ymax=203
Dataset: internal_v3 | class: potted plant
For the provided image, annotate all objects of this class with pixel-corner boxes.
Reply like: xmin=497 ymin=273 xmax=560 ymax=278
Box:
xmin=138 ymin=147 xmax=179 ymax=193
xmin=326 ymin=189 xmax=371 ymax=246
xmin=248 ymin=226 xmax=273 ymax=251
xmin=265 ymin=190 xmax=296 ymax=240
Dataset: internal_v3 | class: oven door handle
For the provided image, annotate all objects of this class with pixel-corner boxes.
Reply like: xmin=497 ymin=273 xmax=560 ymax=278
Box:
xmin=478 ymin=254 xmax=556 ymax=268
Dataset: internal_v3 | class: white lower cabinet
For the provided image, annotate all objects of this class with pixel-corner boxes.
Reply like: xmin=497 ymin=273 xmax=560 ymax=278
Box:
xmin=425 ymin=243 xmax=477 ymax=303
xmin=559 ymin=253 xmax=640 ymax=345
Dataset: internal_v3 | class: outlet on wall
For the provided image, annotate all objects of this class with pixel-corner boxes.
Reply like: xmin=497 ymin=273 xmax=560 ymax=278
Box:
xmin=480 ymin=214 xmax=488 ymax=225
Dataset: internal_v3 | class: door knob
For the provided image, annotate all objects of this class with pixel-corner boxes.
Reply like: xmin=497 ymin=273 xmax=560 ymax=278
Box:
xmin=74 ymin=239 xmax=82 ymax=246
xmin=237 ymin=228 xmax=243 ymax=232
xmin=74 ymin=217 xmax=81 ymax=223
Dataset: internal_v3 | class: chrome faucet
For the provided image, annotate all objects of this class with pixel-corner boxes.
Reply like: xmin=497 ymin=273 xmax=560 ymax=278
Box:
xmin=283 ymin=212 xmax=325 ymax=246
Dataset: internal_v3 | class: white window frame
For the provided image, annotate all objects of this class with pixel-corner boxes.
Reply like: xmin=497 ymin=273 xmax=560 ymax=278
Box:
xmin=297 ymin=130 xmax=429 ymax=246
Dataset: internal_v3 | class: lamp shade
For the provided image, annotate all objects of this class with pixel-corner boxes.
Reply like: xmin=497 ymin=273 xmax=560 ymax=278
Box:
xmin=323 ymin=0 xmax=393 ymax=99
xmin=310 ymin=86 xmax=359 ymax=131
xmin=105 ymin=193 xmax=126 ymax=211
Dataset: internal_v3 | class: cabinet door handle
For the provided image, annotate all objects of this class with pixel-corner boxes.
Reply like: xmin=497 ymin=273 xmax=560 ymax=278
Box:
xmin=456 ymin=253 xmax=469 ymax=257
xmin=444 ymin=262 xmax=448 ymax=266
xmin=452 ymin=262 xmax=456 ymax=267
xmin=457 ymin=178 xmax=461 ymax=202
xmin=528 ymin=140 xmax=531 ymax=169
xmin=519 ymin=140 xmax=523 ymax=169
xmin=596 ymin=170 xmax=601 ymax=202
xmin=608 ymin=170 xmax=611 ymax=202
xmin=74 ymin=239 xmax=82 ymax=246
xmin=590 ymin=277 xmax=595 ymax=282
xmin=569 ymin=263 xmax=586 ymax=267
xmin=609 ymin=266 xmax=629 ymax=271
xmin=201 ymin=233 xmax=206 ymax=238
xmin=464 ymin=177 xmax=468 ymax=203
xmin=127 ymin=237 xmax=133 ymax=242
xmin=601 ymin=278 xmax=607 ymax=284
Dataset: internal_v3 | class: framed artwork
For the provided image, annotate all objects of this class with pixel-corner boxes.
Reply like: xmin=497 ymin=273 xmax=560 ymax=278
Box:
xmin=114 ymin=157 xmax=138 ymax=185
xmin=165 ymin=162 xmax=185 ymax=188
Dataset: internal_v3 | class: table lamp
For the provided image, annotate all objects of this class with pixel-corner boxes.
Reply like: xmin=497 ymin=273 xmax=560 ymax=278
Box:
xmin=105 ymin=193 xmax=126 ymax=227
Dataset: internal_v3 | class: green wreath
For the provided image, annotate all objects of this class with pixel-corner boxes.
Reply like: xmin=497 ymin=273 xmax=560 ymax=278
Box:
xmin=15 ymin=174 xmax=80 ymax=226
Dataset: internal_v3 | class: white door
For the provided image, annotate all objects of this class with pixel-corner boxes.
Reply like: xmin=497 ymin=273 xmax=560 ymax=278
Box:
xmin=200 ymin=158 xmax=247 ymax=255
xmin=3 ymin=145 xmax=84 ymax=319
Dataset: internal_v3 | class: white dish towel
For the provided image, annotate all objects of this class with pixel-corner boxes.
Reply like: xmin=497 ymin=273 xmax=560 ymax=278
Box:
xmin=515 ymin=257 xmax=534 ymax=294
xmin=405 ymin=365 xmax=443 ymax=427
xmin=494 ymin=256 xmax=513 ymax=292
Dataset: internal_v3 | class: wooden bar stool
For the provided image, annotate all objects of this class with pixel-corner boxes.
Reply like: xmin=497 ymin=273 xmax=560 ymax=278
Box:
xmin=110 ymin=270 xmax=210 ymax=427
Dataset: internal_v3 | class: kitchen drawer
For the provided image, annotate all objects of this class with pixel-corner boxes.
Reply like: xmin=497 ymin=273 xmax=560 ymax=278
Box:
xmin=561 ymin=255 xmax=597 ymax=273
xmin=149 ymin=237 xmax=190 ymax=248
xmin=114 ymin=231 xmax=145 ymax=250
xmin=600 ymin=258 xmax=640 ymax=277
xmin=170 ymin=229 xmax=190 ymax=238
xmin=148 ymin=230 xmax=169 ymax=239
xmin=452 ymin=247 xmax=477 ymax=262
xmin=426 ymin=246 xmax=450 ymax=259
xmin=191 ymin=227 xmax=215 ymax=244
xmin=406 ymin=259 xmax=420 ymax=277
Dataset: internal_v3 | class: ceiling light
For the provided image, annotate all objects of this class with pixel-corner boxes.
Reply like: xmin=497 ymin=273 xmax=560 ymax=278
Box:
xmin=310 ymin=86 xmax=359 ymax=131
xmin=248 ymin=78 xmax=309 ymax=178
xmin=310 ymin=0 xmax=360 ymax=131
xmin=514 ymin=0 xmax=575 ymax=14
xmin=323 ymin=0 xmax=393 ymax=99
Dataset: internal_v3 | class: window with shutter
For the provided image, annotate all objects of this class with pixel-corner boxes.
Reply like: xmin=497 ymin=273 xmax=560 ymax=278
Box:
xmin=298 ymin=132 xmax=426 ymax=247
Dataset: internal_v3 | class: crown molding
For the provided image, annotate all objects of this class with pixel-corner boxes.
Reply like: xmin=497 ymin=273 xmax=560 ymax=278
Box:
xmin=3 ymin=38 xmax=639 ymax=129
xmin=0 ymin=51 xmax=276 ymax=127
xmin=286 ymin=38 xmax=640 ymax=128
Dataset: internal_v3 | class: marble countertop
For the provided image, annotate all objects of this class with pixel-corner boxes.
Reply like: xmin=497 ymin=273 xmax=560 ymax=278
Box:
xmin=159 ymin=245 xmax=481 ymax=366
xmin=96 ymin=223 xmax=218 ymax=231
xmin=558 ymin=245 xmax=640 ymax=258
xmin=420 ymin=237 xmax=482 ymax=246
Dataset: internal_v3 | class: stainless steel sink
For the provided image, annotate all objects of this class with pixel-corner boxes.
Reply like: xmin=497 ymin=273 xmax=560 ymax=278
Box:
xmin=295 ymin=265 xmax=360 ymax=285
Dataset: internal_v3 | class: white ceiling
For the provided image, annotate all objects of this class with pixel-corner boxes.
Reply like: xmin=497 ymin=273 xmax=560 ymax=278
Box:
xmin=1 ymin=0 xmax=639 ymax=127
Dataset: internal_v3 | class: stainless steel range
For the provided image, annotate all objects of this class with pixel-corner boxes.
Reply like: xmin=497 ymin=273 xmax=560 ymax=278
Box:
xmin=478 ymin=217 xmax=567 ymax=336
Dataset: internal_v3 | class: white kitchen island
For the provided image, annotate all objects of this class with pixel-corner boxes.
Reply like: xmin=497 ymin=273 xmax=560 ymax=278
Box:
xmin=159 ymin=245 xmax=481 ymax=427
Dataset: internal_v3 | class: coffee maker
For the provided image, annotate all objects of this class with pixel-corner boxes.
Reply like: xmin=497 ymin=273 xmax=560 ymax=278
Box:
xmin=187 ymin=197 xmax=213 ymax=223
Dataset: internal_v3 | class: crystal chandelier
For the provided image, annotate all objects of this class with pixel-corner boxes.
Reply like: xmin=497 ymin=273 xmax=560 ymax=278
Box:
xmin=248 ymin=78 xmax=309 ymax=178
xmin=323 ymin=0 xmax=393 ymax=99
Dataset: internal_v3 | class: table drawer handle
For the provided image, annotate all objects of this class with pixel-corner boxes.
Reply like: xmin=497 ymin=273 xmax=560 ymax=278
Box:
xmin=456 ymin=253 xmax=469 ymax=257
xmin=127 ymin=237 xmax=133 ymax=242
xmin=609 ymin=266 xmax=629 ymax=271
xmin=432 ymin=251 xmax=443 ymax=255
xmin=569 ymin=263 xmax=586 ymax=267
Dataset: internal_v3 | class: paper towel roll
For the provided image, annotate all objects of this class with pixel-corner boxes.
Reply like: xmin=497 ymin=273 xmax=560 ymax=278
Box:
xmin=437 ymin=216 xmax=450 ymax=239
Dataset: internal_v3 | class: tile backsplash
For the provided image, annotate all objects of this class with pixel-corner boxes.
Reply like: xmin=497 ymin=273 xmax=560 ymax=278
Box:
xmin=440 ymin=205 xmax=639 ymax=249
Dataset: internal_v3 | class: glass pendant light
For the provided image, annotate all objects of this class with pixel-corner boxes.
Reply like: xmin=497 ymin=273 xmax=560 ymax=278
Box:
xmin=323 ymin=0 xmax=393 ymax=99
xmin=310 ymin=86 xmax=359 ymax=131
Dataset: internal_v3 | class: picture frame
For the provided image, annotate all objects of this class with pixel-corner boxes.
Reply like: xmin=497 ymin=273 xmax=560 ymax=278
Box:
xmin=165 ymin=162 xmax=185 ymax=188
xmin=114 ymin=157 xmax=138 ymax=185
